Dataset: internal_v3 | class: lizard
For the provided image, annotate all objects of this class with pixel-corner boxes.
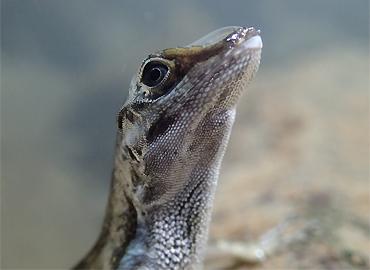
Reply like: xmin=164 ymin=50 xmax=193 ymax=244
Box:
xmin=74 ymin=26 xmax=263 ymax=270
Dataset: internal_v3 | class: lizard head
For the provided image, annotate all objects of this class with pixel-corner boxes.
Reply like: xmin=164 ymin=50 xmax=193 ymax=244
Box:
xmin=117 ymin=26 xmax=262 ymax=215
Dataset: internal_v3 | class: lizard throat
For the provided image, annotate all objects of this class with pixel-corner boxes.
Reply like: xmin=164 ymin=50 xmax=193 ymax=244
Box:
xmin=119 ymin=110 xmax=236 ymax=269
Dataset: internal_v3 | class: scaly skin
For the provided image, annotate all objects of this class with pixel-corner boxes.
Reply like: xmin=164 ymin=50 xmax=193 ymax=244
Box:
xmin=74 ymin=26 xmax=262 ymax=270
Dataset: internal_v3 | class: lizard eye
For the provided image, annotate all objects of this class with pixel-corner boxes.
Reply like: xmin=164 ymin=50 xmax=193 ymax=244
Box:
xmin=142 ymin=61 xmax=169 ymax=88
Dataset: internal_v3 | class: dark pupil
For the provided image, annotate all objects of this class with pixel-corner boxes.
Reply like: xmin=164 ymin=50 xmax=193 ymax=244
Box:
xmin=142 ymin=62 xmax=168 ymax=87
xmin=149 ymin=68 xmax=162 ymax=82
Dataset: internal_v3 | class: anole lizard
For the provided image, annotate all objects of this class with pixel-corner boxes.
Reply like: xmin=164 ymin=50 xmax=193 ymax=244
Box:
xmin=74 ymin=26 xmax=262 ymax=270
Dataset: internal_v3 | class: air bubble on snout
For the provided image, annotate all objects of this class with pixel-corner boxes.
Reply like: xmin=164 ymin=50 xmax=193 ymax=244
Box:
xmin=187 ymin=26 xmax=241 ymax=47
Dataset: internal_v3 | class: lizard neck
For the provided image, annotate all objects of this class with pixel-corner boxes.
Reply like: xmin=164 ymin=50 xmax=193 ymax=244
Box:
xmin=120 ymin=175 xmax=217 ymax=269
xmin=119 ymin=110 xmax=236 ymax=269
xmin=74 ymin=134 xmax=137 ymax=270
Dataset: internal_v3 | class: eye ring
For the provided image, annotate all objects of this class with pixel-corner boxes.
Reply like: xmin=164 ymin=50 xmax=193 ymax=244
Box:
xmin=141 ymin=60 xmax=170 ymax=88
xmin=140 ymin=58 xmax=177 ymax=98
